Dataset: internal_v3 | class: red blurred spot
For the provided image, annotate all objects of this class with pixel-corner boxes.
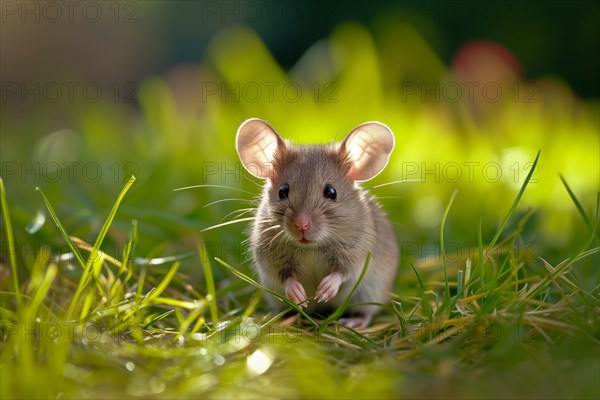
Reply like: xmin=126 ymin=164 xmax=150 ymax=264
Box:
xmin=452 ymin=41 xmax=523 ymax=84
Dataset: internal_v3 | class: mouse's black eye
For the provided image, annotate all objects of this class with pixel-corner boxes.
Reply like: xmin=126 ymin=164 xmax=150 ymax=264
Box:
xmin=323 ymin=184 xmax=337 ymax=200
xmin=278 ymin=183 xmax=289 ymax=199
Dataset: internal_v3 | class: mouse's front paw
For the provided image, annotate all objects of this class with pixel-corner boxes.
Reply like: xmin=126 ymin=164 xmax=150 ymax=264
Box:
xmin=315 ymin=273 xmax=342 ymax=303
xmin=285 ymin=277 xmax=308 ymax=308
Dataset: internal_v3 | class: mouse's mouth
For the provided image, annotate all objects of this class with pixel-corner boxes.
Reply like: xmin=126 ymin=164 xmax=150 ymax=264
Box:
xmin=283 ymin=221 xmax=316 ymax=245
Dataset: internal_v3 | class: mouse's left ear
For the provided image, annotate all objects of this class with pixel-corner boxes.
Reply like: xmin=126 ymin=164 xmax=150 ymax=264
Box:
xmin=340 ymin=122 xmax=395 ymax=182
xmin=236 ymin=118 xmax=285 ymax=179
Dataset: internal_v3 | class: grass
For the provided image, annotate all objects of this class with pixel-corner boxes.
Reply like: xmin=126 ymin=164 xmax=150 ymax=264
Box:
xmin=1 ymin=157 xmax=598 ymax=399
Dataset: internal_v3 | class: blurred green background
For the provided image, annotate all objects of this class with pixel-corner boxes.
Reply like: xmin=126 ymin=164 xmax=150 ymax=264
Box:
xmin=2 ymin=0 xmax=598 ymax=277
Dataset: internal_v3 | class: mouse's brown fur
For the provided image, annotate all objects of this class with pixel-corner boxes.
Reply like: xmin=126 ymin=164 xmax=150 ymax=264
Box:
xmin=236 ymin=118 xmax=399 ymax=328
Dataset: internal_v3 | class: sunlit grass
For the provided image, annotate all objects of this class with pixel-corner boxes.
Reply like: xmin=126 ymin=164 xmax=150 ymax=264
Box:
xmin=1 ymin=158 xmax=598 ymax=398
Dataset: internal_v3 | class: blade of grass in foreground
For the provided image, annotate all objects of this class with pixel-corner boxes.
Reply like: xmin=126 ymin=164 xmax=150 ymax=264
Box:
xmin=319 ymin=253 xmax=371 ymax=332
xmin=214 ymin=257 xmax=319 ymax=327
xmin=410 ymin=263 xmax=433 ymax=321
xmin=525 ymin=180 xmax=599 ymax=298
xmin=37 ymin=188 xmax=87 ymax=270
xmin=489 ymin=150 xmax=540 ymax=249
xmin=120 ymin=220 xmax=138 ymax=279
xmin=23 ymin=264 xmax=58 ymax=323
xmin=559 ymin=174 xmax=593 ymax=233
xmin=0 ymin=178 xmax=22 ymax=311
xmin=65 ymin=175 xmax=136 ymax=320
xmin=439 ymin=189 xmax=459 ymax=307
xmin=144 ymin=261 xmax=180 ymax=303
xmin=109 ymin=220 xmax=138 ymax=301
xmin=198 ymin=242 xmax=219 ymax=328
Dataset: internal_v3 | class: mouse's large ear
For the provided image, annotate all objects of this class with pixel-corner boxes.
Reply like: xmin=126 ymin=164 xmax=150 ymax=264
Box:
xmin=340 ymin=122 xmax=395 ymax=182
xmin=236 ymin=118 xmax=285 ymax=179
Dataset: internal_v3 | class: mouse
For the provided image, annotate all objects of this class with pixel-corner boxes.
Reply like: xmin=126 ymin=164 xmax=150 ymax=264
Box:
xmin=235 ymin=118 xmax=399 ymax=328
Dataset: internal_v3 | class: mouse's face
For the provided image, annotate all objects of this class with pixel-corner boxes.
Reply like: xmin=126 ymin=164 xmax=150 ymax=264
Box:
xmin=236 ymin=118 xmax=395 ymax=245
xmin=267 ymin=145 xmax=361 ymax=245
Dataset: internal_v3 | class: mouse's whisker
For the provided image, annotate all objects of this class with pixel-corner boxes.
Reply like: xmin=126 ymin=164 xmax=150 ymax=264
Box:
xmin=258 ymin=216 xmax=278 ymax=224
xmin=200 ymin=217 xmax=255 ymax=233
xmin=268 ymin=229 xmax=286 ymax=249
xmin=203 ymin=198 xmax=256 ymax=208
xmin=373 ymin=196 xmax=406 ymax=200
xmin=368 ymin=179 xmax=422 ymax=189
xmin=219 ymin=208 xmax=256 ymax=223
xmin=262 ymin=224 xmax=282 ymax=233
xmin=173 ymin=184 xmax=256 ymax=196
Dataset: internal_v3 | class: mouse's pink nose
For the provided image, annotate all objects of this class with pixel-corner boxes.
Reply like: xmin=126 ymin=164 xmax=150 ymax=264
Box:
xmin=294 ymin=213 xmax=310 ymax=233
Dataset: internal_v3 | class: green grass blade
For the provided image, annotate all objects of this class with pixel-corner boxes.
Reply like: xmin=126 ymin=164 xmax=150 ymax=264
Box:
xmin=440 ymin=189 xmax=459 ymax=304
xmin=0 ymin=178 xmax=22 ymax=311
xmin=86 ymin=175 xmax=136 ymax=276
xmin=319 ymin=253 xmax=371 ymax=332
xmin=528 ymin=242 xmax=599 ymax=298
xmin=214 ymin=257 xmax=318 ymax=327
xmin=143 ymin=309 xmax=176 ymax=329
xmin=260 ymin=307 xmax=294 ymax=329
xmin=410 ymin=263 xmax=432 ymax=321
xmin=476 ymin=213 xmax=485 ymax=288
xmin=191 ymin=315 xmax=207 ymax=334
xmin=39 ymin=186 xmax=109 ymax=305
xmin=150 ymin=297 xmax=201 ymax=309
xmin=464 ymin=258 xmax=472 ymax=298
xmin=242 ymin=295 xmax=260 ymax=319
xmin=145 ymin=261 xmax=180 ymax=303
xmin=478 ymin=214 xmax=484 ymax=267
xmin=36 ymin=187 xmax=87 ymax=270
xmin=109 ymin=220 xmax=138 ymax=302
xmin=23 ymin=264 xmax=57 ymax=323
xmin=106 ymin=220 xmax=137 ymax=304
xmin=198 ymin=242 xmax=219 ymax=328
xmin=136 ymin=265 xmax=148 ymax=301
xmin=457 ymin=269 xmax=464 ymax=297
xmin=559 ymin=174 xmax=593 ymax=232
xmin=175 ymin=306 xmax=206 ymax=339
xmin=526 ymin=187 xmax=599 ymax=298
xmin=66 ymin=175 xmax=136 ymax=320
xmin=79 ymin=289 xmax=96 ymax=321
xmin=120 ymin=219 xmax=138 ymax=281
xmin=79 ymin=248 xmax=107 ymax=320
xmin=489 ymin=150 xmax=540 ymax=249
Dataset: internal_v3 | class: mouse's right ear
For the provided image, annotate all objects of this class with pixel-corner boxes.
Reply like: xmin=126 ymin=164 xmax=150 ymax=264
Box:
xmin=340 ymin=122 xmax=395 ymax=182
xmin=236 ymin=118 xmax=285 ymax=179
